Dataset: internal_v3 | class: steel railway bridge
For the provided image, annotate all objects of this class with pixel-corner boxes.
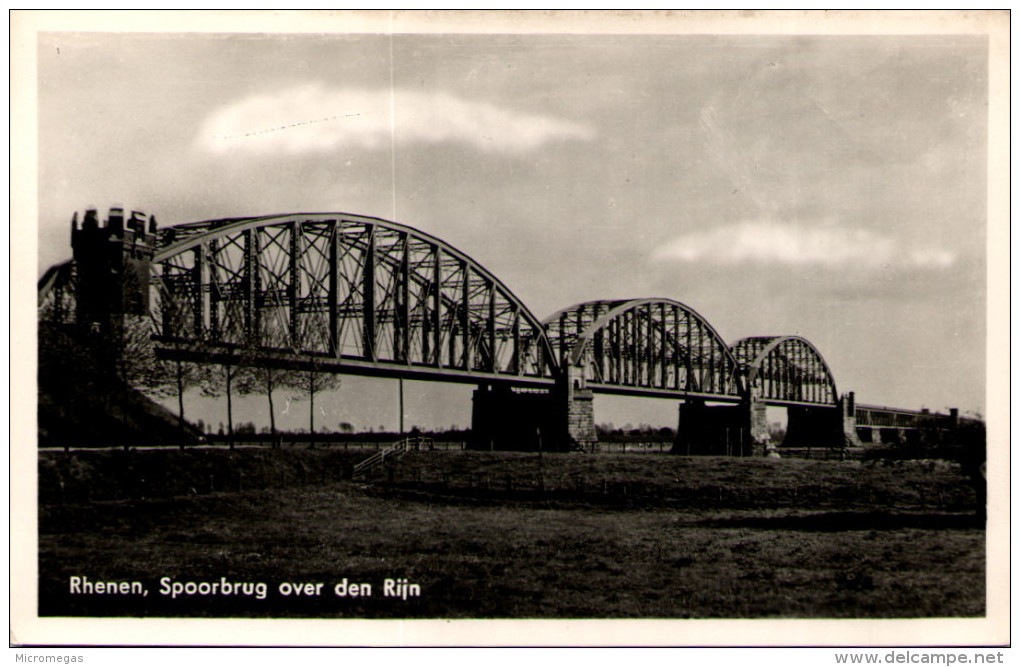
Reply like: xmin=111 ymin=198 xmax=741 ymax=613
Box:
xmin=38 ymin=207 xmax=946 ymax=454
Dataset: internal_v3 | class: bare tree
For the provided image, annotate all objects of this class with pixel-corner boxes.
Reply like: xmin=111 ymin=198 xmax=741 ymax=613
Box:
xmin=285 ymin=361 xmax=342 ymax=448
xmin=117 ymin=315 xmax=208 ymax=439
xmin=284 ymin=314 xmax=343 ymax=447
xmin=237 ymin=363 xmax=296 ymax=449
xmin=203 ymin=356 xmax=246 ymax=449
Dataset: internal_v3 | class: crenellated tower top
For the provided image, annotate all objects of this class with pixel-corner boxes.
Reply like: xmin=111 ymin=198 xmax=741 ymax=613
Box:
xmin=70 ymin=206 xmax=157 ymax=335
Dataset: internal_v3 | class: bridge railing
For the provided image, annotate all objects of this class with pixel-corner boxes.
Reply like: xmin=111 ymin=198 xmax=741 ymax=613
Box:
xmin=855 ymin=404 xmax=959 ymax=429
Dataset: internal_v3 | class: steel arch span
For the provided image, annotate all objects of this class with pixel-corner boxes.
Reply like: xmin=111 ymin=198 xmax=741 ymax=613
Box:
xmin=730 ymin=336 xmax=838 ymax=407
xmin=543 ymin=298 xmax=744 ymax=400
xmin=41 ymin=211 xmax=558 ymax=385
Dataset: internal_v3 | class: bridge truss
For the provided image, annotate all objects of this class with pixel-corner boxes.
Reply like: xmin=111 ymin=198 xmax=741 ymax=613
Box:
xmin=39 ymin=208 xmax=842 ymax=408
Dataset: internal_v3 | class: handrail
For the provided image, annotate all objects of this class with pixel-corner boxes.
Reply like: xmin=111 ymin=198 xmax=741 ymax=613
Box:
xmin=352 ymin=436 xmax=433 ymax=478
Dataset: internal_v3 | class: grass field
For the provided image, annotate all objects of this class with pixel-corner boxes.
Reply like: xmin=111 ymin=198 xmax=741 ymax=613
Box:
xmin=38 ymin=450 xmax=984 ymax=618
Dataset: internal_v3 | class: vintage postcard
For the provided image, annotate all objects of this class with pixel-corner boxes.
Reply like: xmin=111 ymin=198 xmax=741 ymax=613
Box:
xmin=11 ymin=9 xmax=1010 ymax=648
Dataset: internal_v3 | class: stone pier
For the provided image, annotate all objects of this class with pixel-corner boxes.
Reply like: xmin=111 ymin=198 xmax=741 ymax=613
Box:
xmin=671 ymin=398 xmax=767 ymax=456
xmin=672 ymin=392 xmax=861 ymax=457
xmin=781 ymin=392 xmax=861 ymax=451
xmin=468 ymin=365 xmax=598 ymax=452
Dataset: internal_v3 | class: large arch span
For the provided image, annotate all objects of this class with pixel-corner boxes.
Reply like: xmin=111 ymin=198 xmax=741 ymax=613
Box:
xmin=41 ymin=210 xmax=558 ymax=386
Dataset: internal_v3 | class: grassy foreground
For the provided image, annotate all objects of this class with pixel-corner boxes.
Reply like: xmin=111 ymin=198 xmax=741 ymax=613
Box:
xmin=38 ymin=450 xmax=984 ymax=618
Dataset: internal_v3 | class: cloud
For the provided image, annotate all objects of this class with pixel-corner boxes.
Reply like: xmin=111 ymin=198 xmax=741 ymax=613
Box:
xmin=651 ymin=220 xmax=955 ymax=269
xmin=198 ymin=84 xmax=594 ymax=156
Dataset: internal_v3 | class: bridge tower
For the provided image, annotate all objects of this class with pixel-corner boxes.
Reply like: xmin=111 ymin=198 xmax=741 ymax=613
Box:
xmin=39 ymin=208 xmax=205 ymax=448
xmin=70 ymin=206 xmax=157 ymax=342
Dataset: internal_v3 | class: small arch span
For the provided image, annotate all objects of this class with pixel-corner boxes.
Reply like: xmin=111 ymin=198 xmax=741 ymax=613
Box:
xmin=543 ymin=298 xmax=743 ymax=399
xmin=730 ymin=335 xmax=838 ymax=406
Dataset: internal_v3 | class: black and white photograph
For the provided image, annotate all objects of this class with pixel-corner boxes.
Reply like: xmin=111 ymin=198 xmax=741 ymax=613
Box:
xmin=12 ymin=9 xmax=1009 ymax=649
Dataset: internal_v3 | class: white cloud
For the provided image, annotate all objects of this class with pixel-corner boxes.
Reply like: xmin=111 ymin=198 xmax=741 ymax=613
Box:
xmin=651 ymin=220 xmax=955 ymax=269
xmin=198 ymin=84 xmax=594 ymax=156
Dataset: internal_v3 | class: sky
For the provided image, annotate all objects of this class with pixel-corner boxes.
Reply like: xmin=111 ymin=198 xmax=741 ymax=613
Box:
xmin=34 ymin=29 xmax=990 ymax=432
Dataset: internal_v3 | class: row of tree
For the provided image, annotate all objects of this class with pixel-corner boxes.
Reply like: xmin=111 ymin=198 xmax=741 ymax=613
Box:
xmin=117 ymin=316 xmax=341 ymax=448
xmin=596 ymin=423 xmax=676 ymax=442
